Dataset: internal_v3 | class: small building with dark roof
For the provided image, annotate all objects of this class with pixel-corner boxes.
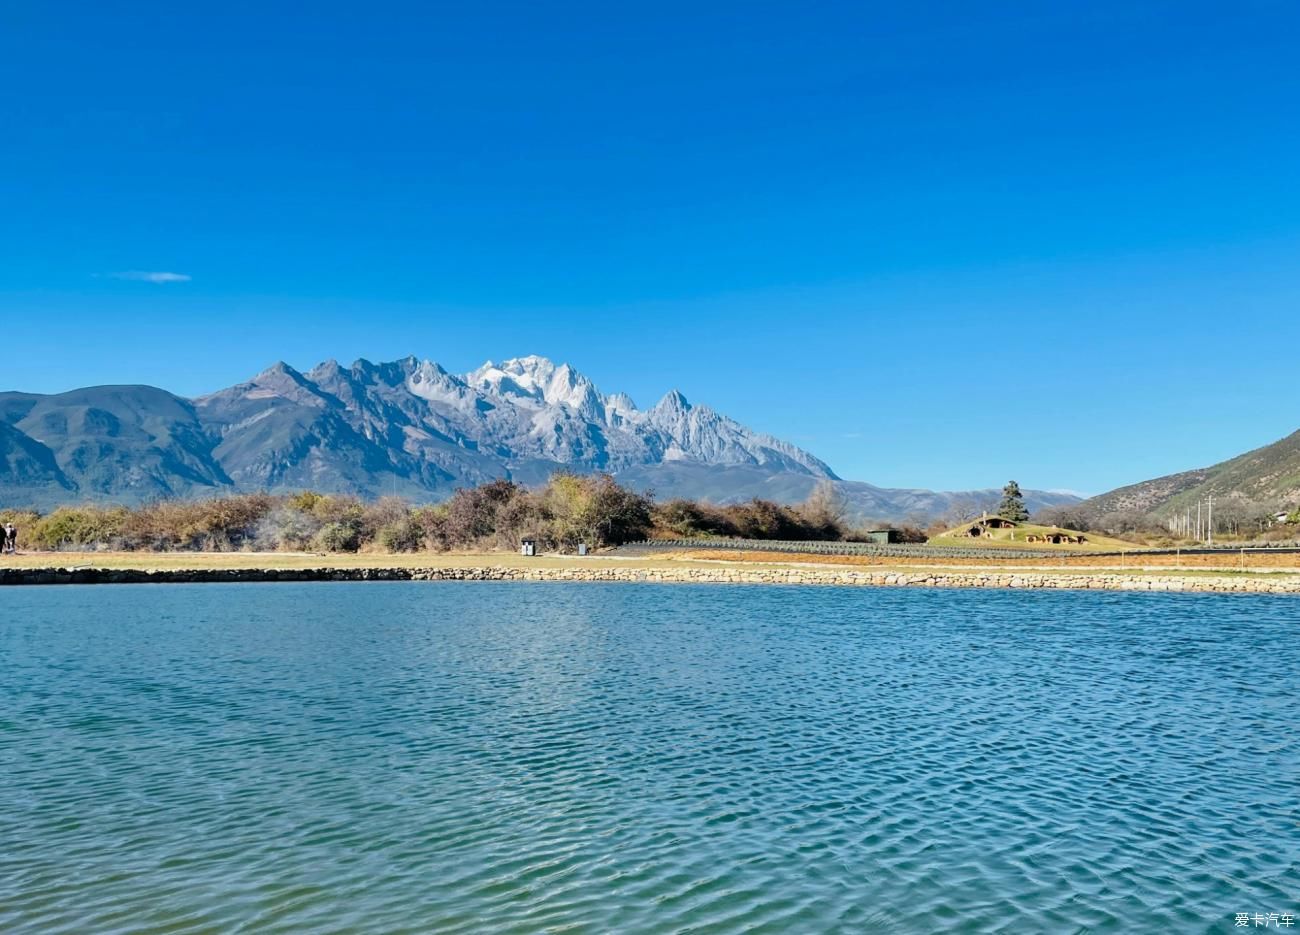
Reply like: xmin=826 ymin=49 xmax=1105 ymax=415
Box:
xmin=863 ymin=529 xmax=903 ymax=545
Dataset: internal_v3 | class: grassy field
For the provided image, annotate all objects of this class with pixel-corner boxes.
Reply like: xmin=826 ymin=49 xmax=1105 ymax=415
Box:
xmin=0 ymin=550 xmax=684 ymax=572
xmin=680 ymin=549 xmax=1300 ymax=576
xmin=926 ymin=520 xmax=1138 ymax=551
xmin=3 ymin=547 xmax=1296 ymax=580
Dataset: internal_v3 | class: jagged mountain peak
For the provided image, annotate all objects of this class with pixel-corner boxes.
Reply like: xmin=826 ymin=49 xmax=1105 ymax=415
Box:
xmin=0 ymin=352 xmax=862 ymax=508
xmin=465 ymin=355 xmax=604 ymax=416
xmin=203 ymin=359 xmax=326 ymax=409
xmin=409 ymin=358 xmax=454 ymax=381
xmin=652 ymin=389 xmax=691 ymax=413
xmin=308 ymin=358 xmax=343 ymax=376
xmin=606 ymin=392 xmax=638 ymax=423
xmin=255 ymin=360 xmax=301 ymax=380
xmin=0 ymin=351 xmax=1088 ymax=519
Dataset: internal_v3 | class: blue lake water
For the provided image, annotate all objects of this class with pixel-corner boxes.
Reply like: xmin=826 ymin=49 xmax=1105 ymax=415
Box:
xmin=1 ymin=582 xmax=1296 ymax=933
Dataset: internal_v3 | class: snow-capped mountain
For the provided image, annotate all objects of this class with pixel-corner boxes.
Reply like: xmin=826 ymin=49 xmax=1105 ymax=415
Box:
xmin=0 ymin=355 xmax=829 ymax=504
xmin=305 ymin=353 xmax=836 ymax=481
xmin=0 ymin=354 xmax=1080 ymax=520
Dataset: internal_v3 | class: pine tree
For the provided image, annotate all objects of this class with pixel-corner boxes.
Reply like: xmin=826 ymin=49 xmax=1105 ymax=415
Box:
xmin=998 ymin=480 xmax=1029 ymax=522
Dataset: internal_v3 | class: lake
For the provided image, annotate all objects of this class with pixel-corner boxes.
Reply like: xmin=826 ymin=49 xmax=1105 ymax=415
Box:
xmin=1 ymin=583 xmax=1296 ymax=933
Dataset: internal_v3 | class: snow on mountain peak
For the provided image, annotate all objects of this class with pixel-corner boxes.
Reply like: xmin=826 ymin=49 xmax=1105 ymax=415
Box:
xmin=465 ymin=356 xmax=606 ymax=418
xmin=405 ymin=358 xmax=479 ymax=410
xmin=411 ymin=358 xmax=451 ymax=380
xmin=605 ymin=392 xmax=639 ymax=424
xmin=653 ymin=389 xmax=691 ymax=413
xmin=293 ymin=352 xmax=841 ymax=479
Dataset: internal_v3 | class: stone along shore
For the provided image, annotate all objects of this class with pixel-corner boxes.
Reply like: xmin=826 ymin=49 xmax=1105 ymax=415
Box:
xmin=3 ymin=564 xmax=1299 ymax=594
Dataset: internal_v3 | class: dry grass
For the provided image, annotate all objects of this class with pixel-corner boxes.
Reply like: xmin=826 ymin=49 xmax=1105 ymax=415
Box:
xmin=0 ymin=549 xmax=676 ymax=572
xmin=678 ymin=549 xmax=1300 ymax=576
xmin=4 ymin=547 xmax=1296 ymax=582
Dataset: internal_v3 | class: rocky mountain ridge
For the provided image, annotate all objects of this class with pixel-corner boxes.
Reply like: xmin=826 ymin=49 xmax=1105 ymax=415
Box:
xmin=0 ymin=354 xmax=1078 ymax=521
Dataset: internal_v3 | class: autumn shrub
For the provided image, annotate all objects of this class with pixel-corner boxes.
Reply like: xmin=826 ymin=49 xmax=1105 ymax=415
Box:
xmin=442 ymin=480 xmax=523 ymax=546
xmin=29 ymin=506 xmax=128 ymax=550
xmin=796 ymin=481 xmax=849 ymax=540
xmin=653 ymin=499 xmax=741 ymax=538
xmin=377 ymin=515 xmax=426 ymax=553
xmin=892 ymin=525 xmax=928 ymax=544
xmin=726 ymin=499 xmax=800 ymax=539
xmin=362 ymin=497 xmax=412 ymax=543
xmin=538 ymin=472 xmax=652 ymax=548
xmin=493 ymin=493 xmax=549 ymax=550
xmin=580 ymin=473 xmax=652 ymax=545
xmin=10 ymin=473 xmax=857 ymax=555
xmin=256 ymin=505 xmax=320 ymax=551
xmin=287 ymin=491 xmax=324 ymax=513
xmin=313 ymin=521 xmax=361 ymax=553
xmin=655 ymin=498 xmax=710 ymax=536
xmin=122 ymin=494 xmax=274 ymax=550
xmin=415 ymin=505 xmax=452 ymax=551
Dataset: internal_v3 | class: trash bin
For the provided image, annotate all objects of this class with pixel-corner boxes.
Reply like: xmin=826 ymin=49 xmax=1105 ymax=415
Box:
xmin=577 ymin=542 xmax=588 ymax=556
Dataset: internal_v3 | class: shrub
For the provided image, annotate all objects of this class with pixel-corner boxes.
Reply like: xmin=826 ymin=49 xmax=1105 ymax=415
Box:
xmin=798 ymin=481 xmax=848 ymax=538
xmin=287 ymin=491 xmax=324 ymax=513
xmin=655 ymin=498 xmax=713 ymax=536
xmin=377 ymin=516 xmax=426 ymax=553
xmin=493 ymin=494 xmax=548 ymax=550
xmin=256 ymin=505 xmax=321 ymax=551
xmin=443 ymin=480 xmax=522 ymax=546
xmin=415 ymin=505 xmax=452 ymax=551
xmin=29 ymin=506 xmax=128 ymax=550
xmin=893 ymin=525 xmax=928 ymax=544
xmin=540 ymin=472 xmax=652 ymax=549
xmin=726 ymin=498 xmax=834 ymax=540
xmin=363 ymin=497 xmax=411 ymax=542
xmin=13 ymin=474 xmax=876 ymax=555
xmin=584 ymin=474 xmax=652 ymax=545
xmin=313 ymin=521 xmax=361 ymax=553
xmin=121 ymin=494 xmax=274 ymax=550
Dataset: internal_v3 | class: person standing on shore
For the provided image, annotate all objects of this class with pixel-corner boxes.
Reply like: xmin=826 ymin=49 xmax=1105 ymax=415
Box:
xmin=2 ymin=522 xmax=16 ymax=554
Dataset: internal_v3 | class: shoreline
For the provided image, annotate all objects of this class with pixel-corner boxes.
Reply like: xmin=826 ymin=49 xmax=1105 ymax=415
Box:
xmin=4 ymin=559 xmax=1300 ymax=594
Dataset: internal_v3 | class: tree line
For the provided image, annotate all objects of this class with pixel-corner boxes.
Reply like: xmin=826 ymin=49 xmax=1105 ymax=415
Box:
xmin=1033 ymin=499 xmax=1298 ymax=543
xmin=0 ymin=475 xmax=917 ymax=554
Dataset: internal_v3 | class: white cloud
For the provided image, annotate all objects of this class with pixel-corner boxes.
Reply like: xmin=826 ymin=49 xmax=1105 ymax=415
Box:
xmin=108 ymin=271 xmax=192 ymax=283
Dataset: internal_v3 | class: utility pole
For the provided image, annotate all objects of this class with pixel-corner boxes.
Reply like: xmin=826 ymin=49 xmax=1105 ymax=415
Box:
xmin=1197 ymin=500 xmax=1202 ymax=542
xmin=1208 ymin=494 xmax=1213 ymax=546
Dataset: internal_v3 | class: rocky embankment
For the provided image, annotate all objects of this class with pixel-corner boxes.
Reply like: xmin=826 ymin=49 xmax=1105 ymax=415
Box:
xmin=2 ymin=565 xmax=1298 ymax=594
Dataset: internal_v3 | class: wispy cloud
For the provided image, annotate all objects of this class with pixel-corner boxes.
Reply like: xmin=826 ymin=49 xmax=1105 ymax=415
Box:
xmin=107 ymin=271 xmax=192 ymax=284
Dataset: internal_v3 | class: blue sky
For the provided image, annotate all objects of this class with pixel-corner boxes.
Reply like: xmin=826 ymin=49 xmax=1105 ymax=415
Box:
xmin=2 ymin=1 xmax=1298 ymax=494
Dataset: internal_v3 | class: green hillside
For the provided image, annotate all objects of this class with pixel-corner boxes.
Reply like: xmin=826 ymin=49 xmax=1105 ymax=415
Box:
xmin=928 ymin=519 xmax=1139 ymax=551
xmin=1080 ymin=428 xmax=1300 ymax=519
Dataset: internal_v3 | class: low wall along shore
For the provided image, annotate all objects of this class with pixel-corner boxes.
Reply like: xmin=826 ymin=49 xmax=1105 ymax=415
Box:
xmin=3 ymin=563 xmax=1299 ymax=594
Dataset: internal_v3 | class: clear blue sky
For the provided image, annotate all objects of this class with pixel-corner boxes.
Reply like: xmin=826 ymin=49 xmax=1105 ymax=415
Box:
xmin=3 ymin=1 xmax=1298 ymax=494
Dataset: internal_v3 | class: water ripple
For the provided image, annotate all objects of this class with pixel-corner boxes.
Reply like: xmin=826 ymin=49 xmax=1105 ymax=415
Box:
xmin=1 ymin=583 xmax=1297 ymax=933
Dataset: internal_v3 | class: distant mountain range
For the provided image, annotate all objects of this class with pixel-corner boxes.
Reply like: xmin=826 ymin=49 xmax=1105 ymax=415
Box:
xmin=0 ymin=354 xmax=1079 ymax=521
xmin=1079 ymin=427 xmax=1300 ymax=519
